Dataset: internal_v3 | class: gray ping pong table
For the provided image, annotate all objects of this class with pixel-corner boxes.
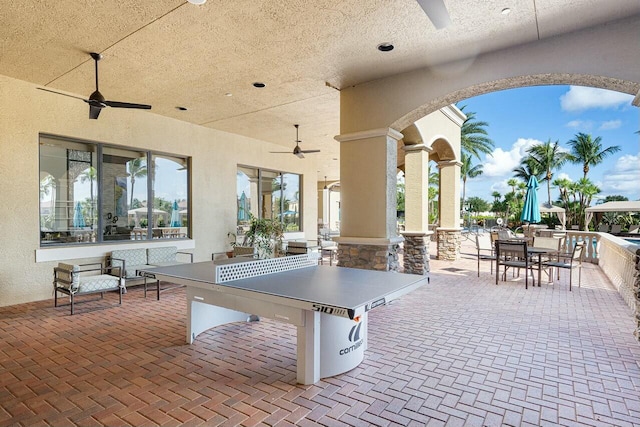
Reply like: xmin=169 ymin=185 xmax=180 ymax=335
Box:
xmin=139 ymin=254 xmax=427 ymax=384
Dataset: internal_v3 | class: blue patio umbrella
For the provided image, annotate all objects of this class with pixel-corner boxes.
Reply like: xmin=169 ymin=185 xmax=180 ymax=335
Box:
xmin=520 ymin=176 xmax=541 ymax=223
xmin=170 ymin=200 xmax=181 ymax=227
xmin=73 ymin=202 xmax=86 ymax=228
xmin=238 ymin=191 xmax=248 ymax=221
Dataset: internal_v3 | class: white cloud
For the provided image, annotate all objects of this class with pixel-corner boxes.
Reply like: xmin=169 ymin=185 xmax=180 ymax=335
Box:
xmin=555 ymin=172 xmax=573 ymax=183
xmin=489 ymin=180 xmax=511 ymax=196
xmin=482 ymin=138 xmax=541 ymax=177
xmin=560 ymin=86 xmax=634 ymax=112
xmin=566 ymin=120 xmax=593 ymax=130
xmin=600 ymin=153 xmax=640 ymax=196
xmin=599 ymin=120 xmax=622 ymax=130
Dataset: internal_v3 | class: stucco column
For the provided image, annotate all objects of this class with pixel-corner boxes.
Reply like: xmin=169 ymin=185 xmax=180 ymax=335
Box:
xmin=401 ymin=144 xmax=433 ymax=275
xmin=333 ymin=128 xmax=403 ymax=271
xmin=437 ymin=160 xmax=462 ymax=260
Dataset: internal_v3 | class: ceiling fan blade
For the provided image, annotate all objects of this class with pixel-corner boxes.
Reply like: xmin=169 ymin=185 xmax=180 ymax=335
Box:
xmin=269 ymin=151 xmax=293 ymax=154
xmin=416 ymin=0 xmax=451 ymax=29
xmin=104 ymin=100 xmax=152 ymax=110
xmin=300 ymin=149 xmax=321 ymax=154
xmin=89 ymin=105 xmax=102 ymax=120
xmin=37 ymin=87 xmax=87 ymax=101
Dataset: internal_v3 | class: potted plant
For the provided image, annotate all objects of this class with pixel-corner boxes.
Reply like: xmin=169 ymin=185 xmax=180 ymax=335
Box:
xmin=226 ymin=232 xmax=237 ymax=258
xmin=244 ymin=214 xmax=284 ymax=258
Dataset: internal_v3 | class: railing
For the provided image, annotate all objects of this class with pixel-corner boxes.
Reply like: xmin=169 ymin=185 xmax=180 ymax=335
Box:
xmin=561 ymin=231 xmax=600 ymax=264
xmin=597 ymin=233 xmax=638 ymax=312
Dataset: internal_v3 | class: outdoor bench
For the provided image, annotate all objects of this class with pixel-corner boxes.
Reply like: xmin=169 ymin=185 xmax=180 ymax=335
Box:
xmin=107 ymin=246 xmax=193 ymax=300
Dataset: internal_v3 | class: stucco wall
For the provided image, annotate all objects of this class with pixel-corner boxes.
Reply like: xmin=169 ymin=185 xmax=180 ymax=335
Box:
xmin=339 ymin=15 xmax=640 ymax=134
xmin=0 ymin=75 xmax=318 ymax=307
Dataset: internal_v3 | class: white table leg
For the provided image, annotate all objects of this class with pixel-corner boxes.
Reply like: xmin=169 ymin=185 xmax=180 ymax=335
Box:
xmin=297 ymin=310 xmax=320 ymax=385
xmin=186 ymin=287 xmax=249 ymax=344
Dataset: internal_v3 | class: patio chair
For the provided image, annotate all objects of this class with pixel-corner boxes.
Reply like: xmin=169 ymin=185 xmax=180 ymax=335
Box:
xmin=629 ymin=224 xmax=640 ymax=234
xmin=542 ymin=241 xmax=585 ymax=291
xmin=495 ymin=240 xmax=534 ymax=289
xmin=54 ymin=262 xmax=123 ymax=315
xmin=609 ymin=224 xmax=622 ymax=234
xmin=597 ymin=223 xmax=609 ymax=233
xmin=532 ymin=236 xmax=563 ymax=283
xmin=475 ymin=233 xmax=496 ymax=277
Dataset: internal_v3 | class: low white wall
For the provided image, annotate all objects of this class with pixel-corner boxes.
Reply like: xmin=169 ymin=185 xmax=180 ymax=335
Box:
xmin=598 ymin=233 xmax=638 ymax=312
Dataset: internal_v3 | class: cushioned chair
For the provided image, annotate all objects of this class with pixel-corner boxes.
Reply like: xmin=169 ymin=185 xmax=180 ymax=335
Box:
xmin=53 ymin=262 xmax=123 ymax=315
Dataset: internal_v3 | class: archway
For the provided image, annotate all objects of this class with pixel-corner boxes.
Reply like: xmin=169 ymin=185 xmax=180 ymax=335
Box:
xmin=334 ymin=15 xmax=639 ymax=271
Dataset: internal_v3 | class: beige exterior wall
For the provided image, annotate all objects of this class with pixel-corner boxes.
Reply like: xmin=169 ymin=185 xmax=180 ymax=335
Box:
xmin=336 ymin=129 xmax=401 ymax=240
xmin=415 ymin=107 xmax=463 ymax=159
xmin=0 ymin=75 xmax=318 ymax=307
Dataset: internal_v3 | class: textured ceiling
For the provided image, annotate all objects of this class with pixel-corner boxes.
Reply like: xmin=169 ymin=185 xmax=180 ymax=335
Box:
xmin=2 ymin=0 xmax=639 ymax=180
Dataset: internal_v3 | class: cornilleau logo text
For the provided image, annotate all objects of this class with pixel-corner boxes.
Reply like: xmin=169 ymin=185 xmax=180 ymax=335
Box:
xmin=339 ymin=323 xmax=363 ymax=355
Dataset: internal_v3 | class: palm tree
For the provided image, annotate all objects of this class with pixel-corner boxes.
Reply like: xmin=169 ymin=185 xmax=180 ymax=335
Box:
xmin=567 ymin=132 xmax=621 ymax=179
xmin=78 ymin=166 xmax=97 ymax=225
xmin=525 ymin=139 xmax=569 ymax=206
xmin=39 ymin=175 xmax=56 ymax=229
xmin=128 ymin=158 xmax=148 ymax=208
xmin=429 ymin=170 xmax=439 ymax=187
xmin=491 ymin=191 xmax=501 ymax=204
xmin=460 ymin=153 xmax=483 ymax=210
xmin=507 ymin=178 xmax=518 ymax=195
xmin=512 ymin=157 xmax=544 ymax=183
xmin=573 ymin=177 xmax=601 ymax=229
xmin=459 ymin=105 xmax=494 ymax=160
xmin=552 ymin=177 xmax=573 ymax=222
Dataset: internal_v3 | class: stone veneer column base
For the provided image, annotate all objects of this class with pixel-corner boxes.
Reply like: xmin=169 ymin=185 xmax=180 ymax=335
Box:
xmin=334 ymin=237 xmax=403 ymax=272
xmin=401 ymin=232 xmax=432 ymax=275
xmin=634 ymin=248 xmax=640 ymax=341
xmin=436 ymin=228 xmax=462 ymax=261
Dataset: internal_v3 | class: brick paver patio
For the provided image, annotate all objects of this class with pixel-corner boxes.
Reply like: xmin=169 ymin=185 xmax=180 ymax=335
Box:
xmin=2 ymin=237 xmax=639 ymax=426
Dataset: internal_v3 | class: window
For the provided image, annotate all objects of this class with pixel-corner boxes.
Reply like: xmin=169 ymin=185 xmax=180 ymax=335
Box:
xmin=236 ymin=166 xmax=301 ymax=238
xmin=152 ymin=154 xmax=189 ymax=234
xmin=40 ymin=138 xmax=98 ymax=244
xmin=102 ymin=147 xmax=148 ymax=241
xmin=39 ymin=135 xmax=190 ymax=246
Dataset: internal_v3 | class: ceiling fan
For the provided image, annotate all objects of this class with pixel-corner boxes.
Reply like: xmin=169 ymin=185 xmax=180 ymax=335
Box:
xmin=270 ymin=124 xmax=320 ymax=158
xmin=37 ymin=52 xmax=152 ymax=120
xmin=416 ymin=0 xmax=451 ymax=29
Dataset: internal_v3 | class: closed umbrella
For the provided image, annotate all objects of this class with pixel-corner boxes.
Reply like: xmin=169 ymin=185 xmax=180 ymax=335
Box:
xmin=170 ymin=200 xmax=181 ymax=227
xmin=520 ymin=176 xmax=541 ymax=223
xmin=73 ymin=202 xmax=86 ymax=228
xmin=238 ymin=191 xmax=248 ymax=221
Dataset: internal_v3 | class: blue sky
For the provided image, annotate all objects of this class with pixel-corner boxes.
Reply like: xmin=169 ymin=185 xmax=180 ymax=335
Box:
xmin=459 ymin=85 xmax=639 ymax=205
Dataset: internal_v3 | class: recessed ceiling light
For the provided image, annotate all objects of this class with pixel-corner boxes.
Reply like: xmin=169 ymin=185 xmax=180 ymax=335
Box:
xmin=224 ymin=92 xmax=233 ymax=97
xmin=377 ymin=43 xmax=394 ymax=52
xmin=253 ymin=82 xmax=266 ymax=88
xmin=501 ymin=8 xmax=511 ymax=15
xmin=176 ymin=106 xmax=188 ymax=111
xmin=187 ymin=0 xmax=207 ymax=5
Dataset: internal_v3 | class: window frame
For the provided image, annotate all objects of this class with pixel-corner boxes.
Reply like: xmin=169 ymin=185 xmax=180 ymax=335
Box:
xmin=236 ymin=165 xmax=303 ymax=234
xmin=38 ymin=133 xmax=191 ymax=247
